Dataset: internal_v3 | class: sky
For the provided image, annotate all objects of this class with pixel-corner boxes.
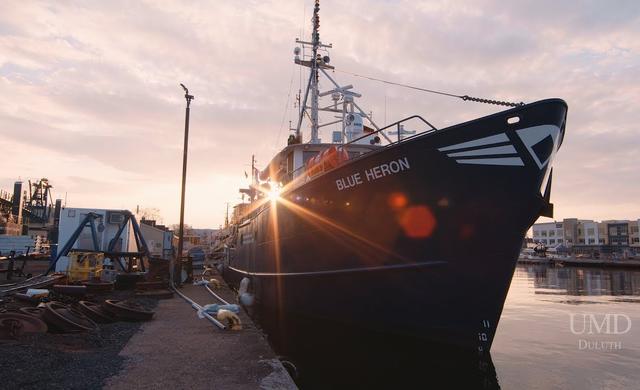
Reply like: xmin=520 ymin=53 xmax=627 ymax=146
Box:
xmin=1 ymin=0 xmax=639 ymax=228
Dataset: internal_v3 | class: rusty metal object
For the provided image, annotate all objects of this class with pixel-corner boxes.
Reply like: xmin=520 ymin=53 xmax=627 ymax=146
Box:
xmin=42 ymin=302 xmax=97 ymax=332
xmin=0 ymin=313 xmax=48 ymax=339
xmin=147 ymin=257 xmax=170 ymax=281
xmin=14 ymin=293 xmax=42 ymax=304
xmin=0 ymin=274 xmax=65 ymax=295
xmin=81 ymin=281 xmax=115 ymax=294
xmin=115 ymin=273 xmax=144 ymax=290
xmin=103 ymin=299 xmax=154 ymax=321
xmin=52 ymin=285 xmax=87 ymax=297
xmin=76 ymin=301 xmax=115 ymax=324
xmin=20 ymin=307 xmax=61 ymax=332
xmin=19 ymin=307 xmax=45 ymax=318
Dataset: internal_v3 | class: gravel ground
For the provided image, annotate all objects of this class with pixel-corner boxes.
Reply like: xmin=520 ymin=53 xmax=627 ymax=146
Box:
xmin=0 ymin=296 xmax=158 ymax=390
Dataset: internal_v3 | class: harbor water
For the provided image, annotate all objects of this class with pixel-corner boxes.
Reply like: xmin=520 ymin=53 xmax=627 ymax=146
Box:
xmin=256 ymin=264 xmax=640 ymax=389
xmin=492 ymin=264 xmax=640 ymax=389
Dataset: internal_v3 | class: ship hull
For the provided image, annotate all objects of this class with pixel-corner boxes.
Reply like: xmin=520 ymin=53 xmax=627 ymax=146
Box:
xmin=222 ymin=99 xmax=567 ymax=353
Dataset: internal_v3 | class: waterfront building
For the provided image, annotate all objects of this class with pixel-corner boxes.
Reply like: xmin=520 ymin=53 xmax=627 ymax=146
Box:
xmin=531 ymin=218 xmax=640 ymax=254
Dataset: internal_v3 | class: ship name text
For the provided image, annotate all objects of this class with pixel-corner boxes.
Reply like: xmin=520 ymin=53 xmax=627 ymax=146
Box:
xmin=335 ymin=157 xmax=411 ymax=191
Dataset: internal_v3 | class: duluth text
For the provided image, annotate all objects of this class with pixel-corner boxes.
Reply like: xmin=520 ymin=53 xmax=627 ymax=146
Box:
xmin=335 ymin=157 xmax=411 ymax=191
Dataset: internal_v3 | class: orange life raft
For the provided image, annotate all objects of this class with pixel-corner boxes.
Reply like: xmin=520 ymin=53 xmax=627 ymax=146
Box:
xmin=305 ymin=146 xmax=349 ymax=178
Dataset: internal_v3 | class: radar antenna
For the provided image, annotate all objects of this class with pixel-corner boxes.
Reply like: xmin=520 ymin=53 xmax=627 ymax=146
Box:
xmin=293 ymin=1 xmax=389 ymax=144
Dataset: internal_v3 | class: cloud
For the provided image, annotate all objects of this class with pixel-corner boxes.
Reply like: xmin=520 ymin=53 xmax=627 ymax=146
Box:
xmin=0 ymin=0 xmax=638 ymax=226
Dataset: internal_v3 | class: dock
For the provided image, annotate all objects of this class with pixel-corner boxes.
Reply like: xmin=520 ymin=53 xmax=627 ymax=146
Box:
xmin=0 ymin=271 xmax=297 ymax=390
xmin=518 ymin=257 xmax=640 ymax=269
xmin=105 ymin=276 xmax=297 ymax=390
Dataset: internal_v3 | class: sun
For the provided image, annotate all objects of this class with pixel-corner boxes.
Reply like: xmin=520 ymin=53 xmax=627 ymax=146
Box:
xmin=267 ymin=183 xmax=281 ymax=201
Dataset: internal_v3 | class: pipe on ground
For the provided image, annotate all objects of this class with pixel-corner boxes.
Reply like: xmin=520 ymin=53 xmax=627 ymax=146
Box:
xmin=170 ymin=282 xmax=226 ymax=330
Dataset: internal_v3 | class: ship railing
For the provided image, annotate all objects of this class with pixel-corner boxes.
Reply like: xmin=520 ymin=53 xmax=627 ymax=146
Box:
xmin=285 ymin=115 xmax=438 ymax=185
xmin=346 ymin=115 xmax=438 ymax=147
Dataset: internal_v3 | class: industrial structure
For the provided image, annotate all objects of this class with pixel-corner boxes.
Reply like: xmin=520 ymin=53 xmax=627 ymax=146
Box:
xmin=0 ymin=179 xmax=60 ymax=234
xmin=0 ymin=179 xmax=63 ymax=255
xmin=1 ymin=179 xmax=176 ymax=265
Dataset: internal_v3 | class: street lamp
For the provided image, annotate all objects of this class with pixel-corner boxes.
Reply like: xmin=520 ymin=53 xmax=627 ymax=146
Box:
xmin=175 ymin=83 xmax=194 ymax=284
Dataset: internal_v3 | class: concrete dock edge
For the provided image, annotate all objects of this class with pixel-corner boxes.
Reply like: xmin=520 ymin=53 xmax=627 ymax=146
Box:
xmin=105 ymin=282 xmax=297 ymax=389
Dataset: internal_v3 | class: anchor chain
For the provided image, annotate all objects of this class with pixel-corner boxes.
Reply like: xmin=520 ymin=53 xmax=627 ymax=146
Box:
xmin=461 ymin=95 xmax=525 ymax=107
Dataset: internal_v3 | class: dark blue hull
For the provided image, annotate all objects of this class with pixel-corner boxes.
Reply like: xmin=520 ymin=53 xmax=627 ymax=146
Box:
xmin=222 ymin=99 xmax=567 ymax=353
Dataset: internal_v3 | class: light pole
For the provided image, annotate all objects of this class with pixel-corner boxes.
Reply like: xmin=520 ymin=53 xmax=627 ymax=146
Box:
xmin=175 ymin=83 xmax=194 ymax=284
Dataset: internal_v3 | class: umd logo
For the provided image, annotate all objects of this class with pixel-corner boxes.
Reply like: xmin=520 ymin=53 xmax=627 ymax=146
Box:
xmin=569 ymin=313 xmax=632 ymax=335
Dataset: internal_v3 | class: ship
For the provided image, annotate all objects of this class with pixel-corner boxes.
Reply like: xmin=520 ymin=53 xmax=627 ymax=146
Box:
xmin=220 ymin=0 xmax=567 ymax=356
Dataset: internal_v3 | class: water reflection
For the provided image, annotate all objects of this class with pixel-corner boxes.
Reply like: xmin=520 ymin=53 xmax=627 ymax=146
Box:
xmin=492 ymin=264 xmax=640 ymax=389
xmin=518 ymin=265 xmax=640 ymax=296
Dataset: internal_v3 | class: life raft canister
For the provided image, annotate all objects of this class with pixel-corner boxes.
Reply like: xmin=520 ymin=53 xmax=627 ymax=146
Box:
xmin=305 ymin=146 xmax=349 ymax=177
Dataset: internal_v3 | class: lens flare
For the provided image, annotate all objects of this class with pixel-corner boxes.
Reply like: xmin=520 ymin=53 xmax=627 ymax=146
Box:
xmin=277 ymin=197 xmax=409 ymax=262
xmin=399 ymin=205 xmax=437 ymax=238
xmin=267 ymin=185 xmax=281 ymax=201
xmin=388 ymin=192 xmax=408 ymax=210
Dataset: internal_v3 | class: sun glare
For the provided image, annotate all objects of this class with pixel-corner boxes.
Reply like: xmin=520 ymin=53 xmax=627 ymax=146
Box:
xmin=267 ymin=184 xmax=281 ymax=201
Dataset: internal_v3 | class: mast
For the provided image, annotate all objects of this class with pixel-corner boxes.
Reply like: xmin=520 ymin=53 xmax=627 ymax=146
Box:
xmin=294 ymin=0 xmax=330 ymax=144
xmin=238 ymin=154 xmax=257 ymax=203
xmin=251 ymin=154 xmax=256 ymax=196
xmin=250 ymin=154 xmax=256 ymax=202
xmin=309 ymin=0 xmax=320 ymax=143
xmin=292 ymin=0 xmax=389 ymax=145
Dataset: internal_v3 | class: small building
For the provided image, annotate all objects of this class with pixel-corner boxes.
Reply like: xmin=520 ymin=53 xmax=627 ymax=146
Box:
xmin=139 ymin=218 xmax=174 ymax=259
xmin=191 ymin=229 xmax=218 ymax=246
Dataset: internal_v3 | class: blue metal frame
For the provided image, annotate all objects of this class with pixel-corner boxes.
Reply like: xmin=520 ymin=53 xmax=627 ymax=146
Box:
xmin=107 ymin=213 xmax=130 ymax=252
xmin=45 ymin=210 xmax=153 ymax=275
xmin=46 ymin=212 xmax=102 ymax=274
